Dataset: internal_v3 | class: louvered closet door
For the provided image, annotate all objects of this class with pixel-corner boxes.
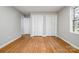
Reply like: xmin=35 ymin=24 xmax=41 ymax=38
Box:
xmin=31 ymin=15 xmax=43 ymax=36
xmin=45 ymin=15 xmax=56 ymax=36
xmin=31 ymin=14 xmax=57 ymax=36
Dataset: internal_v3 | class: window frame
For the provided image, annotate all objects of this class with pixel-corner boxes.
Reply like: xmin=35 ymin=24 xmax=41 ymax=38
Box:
xmin=70 ymin=6 xmax=79 ymax=34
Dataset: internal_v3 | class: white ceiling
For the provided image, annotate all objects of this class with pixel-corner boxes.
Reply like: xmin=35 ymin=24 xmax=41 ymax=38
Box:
xmin=14 ymin=6 xmax=64 ymax=15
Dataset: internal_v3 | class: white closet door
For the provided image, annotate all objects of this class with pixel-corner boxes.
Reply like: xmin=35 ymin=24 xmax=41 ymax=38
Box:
xmin=45 ymin=15 xmax=56 ymax=36
xmin=54 ymin=15 xmax=57 ymax=36
xmin=23 ymin=18 xmax=30 ymax=34
xmin=31 ymin=15 xmax=43 ymax=36
xmin=37 ymin=15 xmax=43 ymax=36
xmin=31 ymin=14 xmax=57 ymax=36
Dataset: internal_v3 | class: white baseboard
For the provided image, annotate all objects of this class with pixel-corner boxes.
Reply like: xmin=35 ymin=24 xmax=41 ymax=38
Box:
xmin=0 ymin=35 xmax=21 ymax=49
xmin=57 ymin=35 xmax=79 ymax=50
xmin=31 ymin=35 xmax=56 ymax=37
xmin=31 ymin=35 xmax=46 ymax=37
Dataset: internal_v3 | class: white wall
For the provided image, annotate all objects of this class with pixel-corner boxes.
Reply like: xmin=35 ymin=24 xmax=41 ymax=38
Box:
xmin=0 ymin=7 xmax=22 ymax=47
xmin=57 ymin=7 xmax=79 ymax=49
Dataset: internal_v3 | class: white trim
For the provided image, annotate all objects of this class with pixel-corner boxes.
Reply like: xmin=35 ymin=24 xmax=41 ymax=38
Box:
xmin=0 ymin=35 xmax=21 ymax=48
xmin=31 ymin=35 xmax=56 ymax=37
xmin=31 ymin=35 xmax=47 ymax=37
xmin=70 ymin=7 xmax=74 ymax=33
xmin=57 ymin=35 xmax=79 ymax=50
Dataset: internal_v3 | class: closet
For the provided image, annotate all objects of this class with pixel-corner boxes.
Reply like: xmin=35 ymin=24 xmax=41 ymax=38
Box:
xmin=31 ymin=13 xmax=57 ymax=36
xmin=21 ymin=13 xmax=57 ymax=37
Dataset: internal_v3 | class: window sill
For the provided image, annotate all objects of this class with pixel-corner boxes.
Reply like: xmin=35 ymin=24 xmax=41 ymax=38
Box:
xmin=70 ymin=31 xmax=79 ymax=34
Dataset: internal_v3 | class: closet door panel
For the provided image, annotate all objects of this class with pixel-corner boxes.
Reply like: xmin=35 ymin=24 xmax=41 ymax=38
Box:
xmin=37 ymin=15 xmax=43 ymax=36
xmin=22 ymin=17 xmax=30 ymax=34
xmin=51 ymin=15 xmax=55 ymax=35
xmin=31 ymin=15 xmax=43 ymax=36
xmin=46 ymin=15 xmax=55 ymax=36
xmin=31 ymin=15 xmax=38 ymax=36
xmin=46 ymin=15 xmax=52 ymax=35
xmin=54 ymin=15 xmax=57 ymax=36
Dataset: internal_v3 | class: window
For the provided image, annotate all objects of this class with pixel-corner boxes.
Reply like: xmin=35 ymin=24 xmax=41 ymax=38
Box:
xmin=71 ymin=7 xmax=79 ymax=34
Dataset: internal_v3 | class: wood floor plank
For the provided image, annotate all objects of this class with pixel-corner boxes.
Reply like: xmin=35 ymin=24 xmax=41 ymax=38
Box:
xmin=0 ymin=35 xmax=79 ymax=53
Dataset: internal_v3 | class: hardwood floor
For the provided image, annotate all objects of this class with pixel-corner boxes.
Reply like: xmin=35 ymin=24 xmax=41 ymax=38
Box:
xmin=0 ymin=35 xmax=79 ymax=53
